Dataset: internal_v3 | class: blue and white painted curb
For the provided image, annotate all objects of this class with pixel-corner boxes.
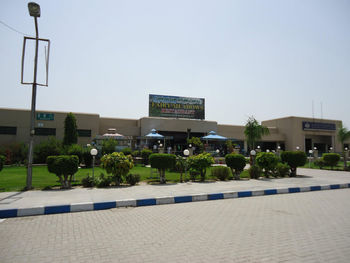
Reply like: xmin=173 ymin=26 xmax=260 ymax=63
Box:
xmin=1 ymin=183 xmax=350 ymax=219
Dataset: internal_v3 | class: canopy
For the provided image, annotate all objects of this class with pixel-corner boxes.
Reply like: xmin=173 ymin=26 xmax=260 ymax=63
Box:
xmin=201 ymin=131 xmax=227 ymax=141
xmin=145 ymin=129 xmax=164 ymax=139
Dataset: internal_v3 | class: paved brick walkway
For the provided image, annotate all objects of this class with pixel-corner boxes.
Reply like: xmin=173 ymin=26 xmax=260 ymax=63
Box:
xmin=1 ymin=188 xmax=350 ymax=262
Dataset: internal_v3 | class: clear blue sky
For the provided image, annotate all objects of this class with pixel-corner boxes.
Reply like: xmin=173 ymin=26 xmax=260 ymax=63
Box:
xmin=1 ymin=0 xmax=349 ymax=128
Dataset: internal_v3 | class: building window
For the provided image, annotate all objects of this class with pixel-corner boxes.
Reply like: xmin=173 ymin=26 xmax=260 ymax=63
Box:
xmin=77 ymin=129 xmax=91 ymax=137
xmin=35 ymin=128 xmax=56 ymax=136
xmin=0 ymin=126 xmax=17 ymax=135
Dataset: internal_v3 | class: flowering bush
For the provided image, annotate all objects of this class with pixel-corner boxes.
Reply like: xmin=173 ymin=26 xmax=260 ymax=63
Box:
xmin=100 ymin=152 xmax=134 ymax=186
xmin=187 ymin=153 xmax=214 ymax=181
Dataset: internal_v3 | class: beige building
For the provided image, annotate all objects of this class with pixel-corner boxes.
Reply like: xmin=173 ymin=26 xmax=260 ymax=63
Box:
xmin=0 ymin=107 xmax=349 ymax=155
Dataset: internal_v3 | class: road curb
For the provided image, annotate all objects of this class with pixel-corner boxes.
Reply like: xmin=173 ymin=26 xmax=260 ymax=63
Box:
xmin=1 ymin=183 xmax=350 ymax=218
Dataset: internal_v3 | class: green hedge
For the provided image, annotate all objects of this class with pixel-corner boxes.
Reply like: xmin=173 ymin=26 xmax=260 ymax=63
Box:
xmin=211 ymin=166 xmax=230 ymax=181
xmin=256 ymin=152 xmax=279 ymax=177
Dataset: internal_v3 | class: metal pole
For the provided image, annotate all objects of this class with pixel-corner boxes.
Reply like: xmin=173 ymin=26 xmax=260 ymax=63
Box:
xmin=26 ymin=17 xmax=39 ymax=190
xmin=92 ymin=155 xmax=95 ymax=184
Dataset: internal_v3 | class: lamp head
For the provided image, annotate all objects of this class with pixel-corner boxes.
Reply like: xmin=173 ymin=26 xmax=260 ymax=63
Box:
xmin=28 ymin=2 xmax=41 ymax=17
xmin=183 ymin=149 xmax=189 ymax=156
xmin=90 ymin=148 xmax=98 ymax=156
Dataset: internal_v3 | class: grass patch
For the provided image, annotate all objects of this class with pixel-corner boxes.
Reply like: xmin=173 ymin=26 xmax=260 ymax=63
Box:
xmin=0 ymin=164 xmax=251 ymax=192
xmin=302 ymin=161 xmax=350 ymax=171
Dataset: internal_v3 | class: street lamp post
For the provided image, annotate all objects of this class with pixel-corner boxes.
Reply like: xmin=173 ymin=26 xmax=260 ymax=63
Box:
xmin=250 ymin=150 xmax=256 ymax=166
xmin=183 ymin=149 xmax=189 ymax=179
xmin=26 ymin=2 xmax=41 ymax=190
xmin=308 ymin=150 xmax=313 ymax=168
xmin=90 ymin=148 xmax=98 ymax=184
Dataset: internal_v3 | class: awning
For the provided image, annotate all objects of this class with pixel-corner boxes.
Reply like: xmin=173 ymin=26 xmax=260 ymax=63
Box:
xmin=201 ymin=131 xmax=227 ymax=141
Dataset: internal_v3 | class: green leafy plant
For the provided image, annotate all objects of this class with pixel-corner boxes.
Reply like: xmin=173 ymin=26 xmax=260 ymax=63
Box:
xmin=141 ymin=149 xmax=153 ymax=165
xmin=122 ymin=147 xmax=132 ymax=156
xmin=273 ymin=162 xmax=290 ymax=177
xmin=187 ymin=153 xmax=214 ymax=181
xmin=187 ymin=137 xmax=204 ymax=153
xmin=244 ymin=116 xmax=269 ymax=150
xmin=149 ymin=154 xmax=176 ymax=184
xmin=0 ymin=155 xmax=5 ymax=172
xmin=225 ymin=153 xmax=246 ymax=180
xmin=46 ymin=155 xmax=79 ymax=189
xmin=66 ymin=144 xmax=83 ymax=164
xmin=281 ymin=151 xmax=307 ymax=177
xmin=314 ymin=158 xmax=326 ymax=169
xmin=82 ymin=146 xmax=93 ymax=168
xmin=34 ymin=137 xmax=63 ymax=164
xmin=100 ymin=152 xmax=134 ymax=186
xmin=175 ymin=155 xmax=188 ymax=182
xmin=0 ymin=143 xmax=27 ymax=165
xmin=101 ymin=139 xmax=118 ymax=155
xmin=256 ymin=152 xmax=279 ymax=177
xmin=322 ymin=153 xmax=341 ymax=170
xmin=125 ymin=173 xmax=140 ymax=186
xmin=95 ymin=173 xmax=112 ymax=188
xmin=211 ymin=166 xmax=230 ymax=181
xmin=131 ymin=150 xmax=141 ymax=157
xmin=337 ymin=124 xmax=350 ymax=169
xmin=248 ymin=165 xmax=262 ymax=179
xmin=81 ymin=174 xmax=95 ymax=187
xmin=63 ymin=112 xmax=78 ymax=146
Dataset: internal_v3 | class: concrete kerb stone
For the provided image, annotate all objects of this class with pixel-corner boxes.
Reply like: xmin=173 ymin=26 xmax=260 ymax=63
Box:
xmin=1 ymin=182 xmax=350 ymax=219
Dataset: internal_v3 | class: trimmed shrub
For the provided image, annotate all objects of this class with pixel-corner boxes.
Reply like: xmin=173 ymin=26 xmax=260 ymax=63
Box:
xmin=225 ymin=153 xmax=246 ymax=180
xmin=0 ymin=155 xmax=5 ymax=172
xmin=66 ymin=144 xmax=83 ymax=164
xmin=187 ymin=153 xmax=215 ymax=182
xmin=211 ymin=166 xmax=230 ymax=181
xmin=122 ymin=147 xmax=132 ymax=156
xmin=149 ymin=153 xmax=176 ymax=184
xmin=34 ymin=137 xmax=62 ymax=164
xmin=248 ymin=165 xmax=262 ymax=179
xmin=100 ymin=152 xmax=134 ymax=186
xmin=314 ymin=158 xmax=326 ymax=169
xmin=273 ymin=163 xmax=290 ymax=177
xmin=141 ymin=149 xmax=153 ymax=165
xmin=256 ymin=152 xmax=279 ymax=177
xmin=281 ymin=151 xmax=307 ymax=177
xmin=322 ymin=153 xmax=340 ymax=169
xmin=175 ymin=155 xmax=188 ymax=182
xmin=46 ymin=155 xmax=79 ymax=189
xmin=125 ymin=173 xmax=140 ymax=186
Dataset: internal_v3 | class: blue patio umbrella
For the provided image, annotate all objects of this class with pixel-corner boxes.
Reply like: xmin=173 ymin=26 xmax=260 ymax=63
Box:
xmin=145 ymin=129 xmax=164 ymax=138
xmin=201 ymin=131 xmax=227 ymax=141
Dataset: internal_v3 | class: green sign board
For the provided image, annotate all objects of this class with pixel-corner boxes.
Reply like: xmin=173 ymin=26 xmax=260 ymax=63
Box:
xmin=36 ymin=113 xmax=54 ymax=121
xmin=149 ymin=94 xmax=205 ymax=120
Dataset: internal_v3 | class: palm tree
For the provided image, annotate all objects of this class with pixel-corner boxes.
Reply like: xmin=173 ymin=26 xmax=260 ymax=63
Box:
xmin=244 ymin=116 xmax=270 ymax=151
xmin=337 ymin=124 xmax=350 ymax=169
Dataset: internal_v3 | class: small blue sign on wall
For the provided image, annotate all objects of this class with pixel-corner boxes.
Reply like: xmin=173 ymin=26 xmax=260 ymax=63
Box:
xmin=302 ymin=121 xmax=336 ymax=131
xmin=36 ymin=113 xmax=54 ymax=121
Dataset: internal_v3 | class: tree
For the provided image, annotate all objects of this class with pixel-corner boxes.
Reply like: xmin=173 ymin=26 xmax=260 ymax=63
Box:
xmin=337 ymin=124 xmax=350 ymax=169
xmin=244 ymin=116 xmax=269 ymax=150
xmin=225 ymin=153 xmax=246 ymax=180
xmin=100 ymin=152 xmax=134 ymax=186
xmin=187 ymin=153 xmax=214 ymax=181
xmin=149 ymin=154 xmax=176 ymax=184
xmin=63 ymin=113 xmax=78 ymax=146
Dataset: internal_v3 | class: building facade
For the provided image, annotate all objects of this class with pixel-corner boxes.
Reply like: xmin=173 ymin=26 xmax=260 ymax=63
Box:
xmin=0 ymin=108 xmax=348 ymax=155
